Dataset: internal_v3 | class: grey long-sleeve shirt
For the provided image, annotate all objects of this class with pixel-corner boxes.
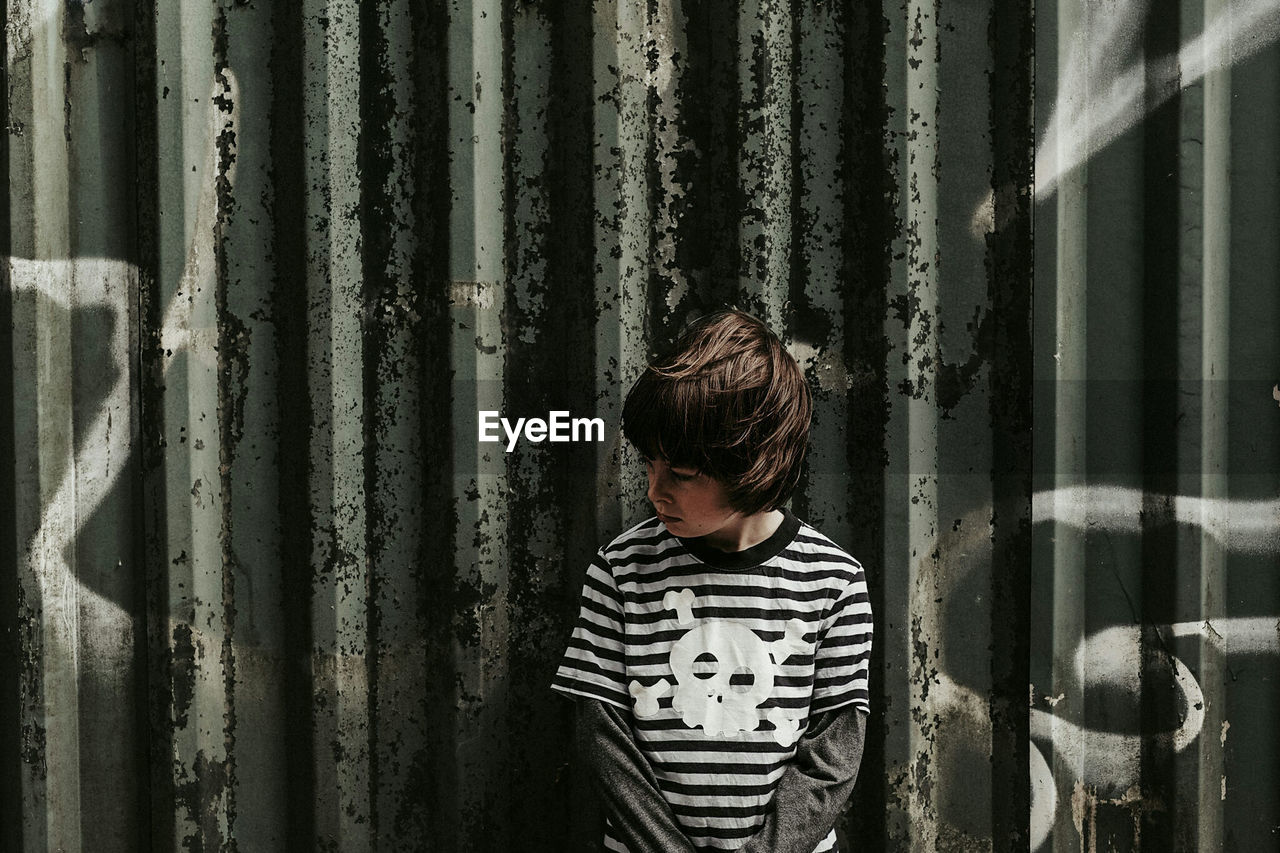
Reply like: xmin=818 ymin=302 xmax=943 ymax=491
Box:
xmin=576 ymin=699 xmax=867 ymax=853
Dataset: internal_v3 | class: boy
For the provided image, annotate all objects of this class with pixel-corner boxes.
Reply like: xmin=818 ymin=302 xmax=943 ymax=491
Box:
xmin=553 ymin=310 xmax=873 ymax=852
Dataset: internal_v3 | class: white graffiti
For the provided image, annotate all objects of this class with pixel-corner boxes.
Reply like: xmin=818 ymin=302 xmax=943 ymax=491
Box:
xmin=19 ymin=61 xmax=238 ymax=602
xmin=1030 ymin=485 xmax=1280 ymax=845
xmin=923 ymin=483 xmax=1280 ymax=850
xmin=1034 ymin=484 xmax=1280 ymax=555
xmin=972 ymin=0 xmax=1280 ymax=231
xmin=1039 ymin=0 xmax=1280 ymax=199
xmin=11 ymin=63 xmax=239 ymax=845
xmin=1026 ymin=614 xmax=1279 ymax=849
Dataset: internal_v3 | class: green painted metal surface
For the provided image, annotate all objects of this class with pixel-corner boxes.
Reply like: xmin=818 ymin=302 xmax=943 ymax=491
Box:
xmin=0 ymin=0 xmax=1274 ymax=851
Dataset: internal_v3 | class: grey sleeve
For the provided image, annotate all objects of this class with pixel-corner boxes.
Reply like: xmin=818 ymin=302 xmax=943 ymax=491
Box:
xmin=575 ymin=699 xmax=698 ymax=853
xmin=737 ymin=706 xmax=868 ymax=853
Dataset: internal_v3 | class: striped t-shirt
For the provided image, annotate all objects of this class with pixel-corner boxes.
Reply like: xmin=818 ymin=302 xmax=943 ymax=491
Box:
xmin=553 ymin=510 xmax=873 ymax=852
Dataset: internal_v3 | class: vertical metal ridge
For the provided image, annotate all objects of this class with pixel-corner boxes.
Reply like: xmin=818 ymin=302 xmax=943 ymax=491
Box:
xmin=267 ymin=0 xmax=316 ymax=848
xmin=581 ymin=0 xmax=630 ymax=836
xmin=987 ymin=0 xmax=1035 ymax=846
xmin=405 ymin=0 xmax=456 ymax=848
xmin=501 ymin=0 xmax=599 ymax=846
xmin=127 ymin=0 xmax=160 ymax=848
xmin=882 ymin=0 xmax=923 ymax=846
xmin=545 ymin=5 xmax=602 ymax=843
xmin=644 ymin=0 xmax=689 ymax=323
xmin=839 ymin=1 xmax=893 ymax=845
xmin=611 ymin=0 xmax=655 ymax=525
xmin=1139 ymin=2 xmax=1182 ymax=848
xmin=660 ymin=0 xmax=740 ymax=326
xmin=299 ymin=0 xmax=369 ymax=848
xmin=591 ymin=0 xmax=626 ymax=546
xmin=358 ymin=0 xmax=433 ymax=847
xmin=0 ymin=3 xmax=22 ymax=848
xmin=736 ymin=0 xmax=791 ymax=323
xmin=787 ymin=0 xmax=844 ymax=536
xmin=502 ymin=0 xmax=559 ymax=832
xmin=211 ymin=6 xmax=242 ymax=848
xmin=149 ymin=0 xmax=234 ymax=845
xmin=356 ymin=0 xmax=392 ymax=843
xmin=9 ymin=270 xmax=49 ymax=853
xmin=635 ymin=0 xmax=688 ymax=339
xmin=1048 ymin=0 xmax=1089 ymax=848
xmin=1197 ymin=0 xmax=1231 ymax=845
xmin=133 ymin=0 xmax=171 ymax=847
xmin=446 ymin=0 xmax=508 ymax=841
xmin=219 ymin=0 xmax=290 ymax=846
xmin=1170 ymin=2 xmax=1208 ymax=848
xmin=902 ymin=0 xmax=942 ymax=847
xmin=21 ymin=2 xmax=81 ymax=849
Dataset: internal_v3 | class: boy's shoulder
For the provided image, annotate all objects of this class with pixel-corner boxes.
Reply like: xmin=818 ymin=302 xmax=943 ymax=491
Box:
xmin=782 ymin=517 xmax=866 ymax=579
xmin=598 ymin=515 xmax=677 ymax=567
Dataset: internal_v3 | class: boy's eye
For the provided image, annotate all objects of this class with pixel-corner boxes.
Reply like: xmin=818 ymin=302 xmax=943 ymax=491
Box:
xmin=640 ymin=456 xmax=698 ymax=481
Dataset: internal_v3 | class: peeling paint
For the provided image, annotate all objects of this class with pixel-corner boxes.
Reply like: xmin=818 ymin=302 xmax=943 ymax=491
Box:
xmin=171 ymin=624 xmax=196 ymax=730
xmin=448 ymin=280 xmax=500 ymax=310
xmin=1070 ymin=781 xmax=1166 ymax=853
xmin=4 ymin=0 xmax=1277 ymax=849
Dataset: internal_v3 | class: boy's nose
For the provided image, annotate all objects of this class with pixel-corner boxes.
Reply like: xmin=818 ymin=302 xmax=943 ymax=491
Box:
xmin=647 ymin=471 xmax=670 ymax=505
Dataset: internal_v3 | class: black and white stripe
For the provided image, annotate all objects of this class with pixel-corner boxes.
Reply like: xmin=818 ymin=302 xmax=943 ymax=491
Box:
xmin=553 ymin=512 xmax=873 ymax=852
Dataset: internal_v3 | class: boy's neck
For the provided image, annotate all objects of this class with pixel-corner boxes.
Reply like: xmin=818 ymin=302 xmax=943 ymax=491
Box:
xmin=701 ymin=509 xmax=786 ymax=553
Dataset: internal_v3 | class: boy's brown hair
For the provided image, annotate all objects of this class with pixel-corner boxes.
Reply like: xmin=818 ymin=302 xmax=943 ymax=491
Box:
xmin=621 ymin=309 xmax=813 ymax=516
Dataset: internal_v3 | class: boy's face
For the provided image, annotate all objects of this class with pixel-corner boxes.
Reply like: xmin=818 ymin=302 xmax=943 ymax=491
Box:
xmin=645 ymin=457 xmax=742 ymax=541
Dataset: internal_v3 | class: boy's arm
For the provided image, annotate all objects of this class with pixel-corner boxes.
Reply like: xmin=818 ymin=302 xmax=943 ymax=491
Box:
xmin=575 ymin=699 xmax=698 ymax=853
xmin=738 ymin=705 xmax=868 ymax=853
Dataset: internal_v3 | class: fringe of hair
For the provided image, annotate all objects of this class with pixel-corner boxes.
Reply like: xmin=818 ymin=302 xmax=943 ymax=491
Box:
xmin=622 ymin=310 xmax=812 ymax=515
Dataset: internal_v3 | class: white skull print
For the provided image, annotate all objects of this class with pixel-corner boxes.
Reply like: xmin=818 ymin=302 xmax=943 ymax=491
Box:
xmin=630 ymin=588 xmax=809 ymax=744
xmin=670 ymin=620 xmax=777 ymax=736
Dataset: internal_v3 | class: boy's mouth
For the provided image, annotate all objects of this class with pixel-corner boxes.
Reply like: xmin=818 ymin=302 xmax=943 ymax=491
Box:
xmin=657 ymin=510 xmax=681 ymax=523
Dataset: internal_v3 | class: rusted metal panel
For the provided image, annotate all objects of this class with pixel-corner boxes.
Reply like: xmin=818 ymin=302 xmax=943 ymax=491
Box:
xmin=6 ymin=0 xmax=1279 ymax=850
xmin=6 ymin=1 xmax=148 ymax=851
xmin=218 ymin=2 xmax=290 ymax=847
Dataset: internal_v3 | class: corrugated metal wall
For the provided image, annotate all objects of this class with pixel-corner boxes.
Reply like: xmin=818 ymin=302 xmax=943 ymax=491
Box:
xmin=1032 ymin=0 xmax=1280 ymax=850
xmin=0 ymin=0 xmax=1273 ymax=851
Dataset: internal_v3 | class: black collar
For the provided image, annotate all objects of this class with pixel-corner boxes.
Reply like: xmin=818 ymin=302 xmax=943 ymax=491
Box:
xmin=676 ymin=508 xmax=801 ymax=570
